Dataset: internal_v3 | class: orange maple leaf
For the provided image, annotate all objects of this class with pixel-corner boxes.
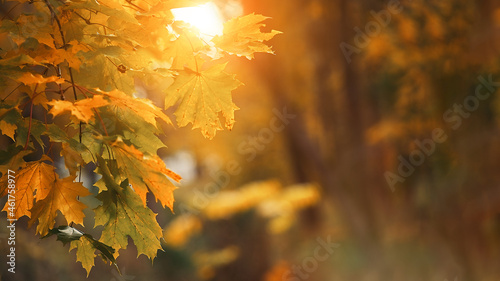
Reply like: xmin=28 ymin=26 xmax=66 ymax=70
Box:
xmin=0 ymin=161 xmax=55 ymax=219
xmin=48 ymin=95 xmax=109 ymax=122
xmin=29 ymin=176 xmax=91 ymax=236
xmin=110 ymin=140 xmax=180 ymax=210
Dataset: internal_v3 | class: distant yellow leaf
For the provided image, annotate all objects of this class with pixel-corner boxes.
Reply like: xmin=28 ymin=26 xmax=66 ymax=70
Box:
xmin=163 ymin=215 xmax=202 ymax=247
xmin=212 ymin=13 xmax=281 ymax=59
xmin=165 ymin=63 xmax=242 ymax=139
xmin=48 ymin=95 xmax=109 ymax=122
xmin=264 ymin=261 xmax=292 ymax=281
xmin=204 ymin=180 xmax=280 ymax=219
xmin=193 ymin=246 xmax=240 ymax=279
xmin=0 ymin=120 xmax=16 ymax=140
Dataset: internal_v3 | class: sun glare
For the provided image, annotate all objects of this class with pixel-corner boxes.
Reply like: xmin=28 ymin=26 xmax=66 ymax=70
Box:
xmin=171 ymin=3 xmax=224 ymax=37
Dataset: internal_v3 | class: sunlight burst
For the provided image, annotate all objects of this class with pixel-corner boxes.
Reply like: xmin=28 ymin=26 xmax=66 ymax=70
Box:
xmin=171 ymin=3 xmax=224 ymax=37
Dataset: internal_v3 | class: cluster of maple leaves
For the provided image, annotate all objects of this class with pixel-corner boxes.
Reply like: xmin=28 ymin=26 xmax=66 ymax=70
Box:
xmin=0 ymin=0 xmax=279 ymax=275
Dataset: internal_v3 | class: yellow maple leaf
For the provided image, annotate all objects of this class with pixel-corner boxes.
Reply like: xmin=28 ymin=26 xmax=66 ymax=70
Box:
xmin=33 ymin=48 xmax=83 ymax=70
xmin=69 ymin=235 xmax=96 ymax=276
xmin=212 ymin=13 xmax=282 ymax=59
xmin=164 ymin=63 xmax=242 ymax=139
xmin=0 ymin=161 xmax=55 ymax=219
xmin=17 ymin=73 xmax=66 ymax=108
xmin=163 ymin=214 xmax=202 ymax=247
xmin=29 ymin=176 xmax=91 ymax=236
xmin=48 ymin=95 xmax=109 ymax=122
xmin=100 ymin=89 xmax=172 ymax=127
xmin=165 ymin=22 xmax=205 ymax=70
xmin=17 ymin=73 xmax=65 ymax=85
xmin=0 ymin=120 xmax=16 ymax=140
xmin=110 ymin=140 xmax=180 ymax=210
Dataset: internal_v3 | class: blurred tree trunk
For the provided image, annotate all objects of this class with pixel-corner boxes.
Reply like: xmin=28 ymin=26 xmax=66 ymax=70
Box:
xmin=245 ymin=0 xmax=385 ymax=249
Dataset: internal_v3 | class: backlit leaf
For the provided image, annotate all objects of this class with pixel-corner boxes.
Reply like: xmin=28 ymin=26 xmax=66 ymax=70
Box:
xmin=70 ymin=235 xmax=96 ymax=276
xmin=29 ymin=176 xmax=91 ymax=235
xmin=45 ymin=226 xmax=116 ymax=276
xmin=48 ymin=95 xmax=109 ymax=122
xmin=0 ymin=120 xmax=16 ymax=140
xmin=100 ymin=89 xmax=172 ymax=127
xmin=109 ymin=139 xmax=180 ymax=210
xmin=165 ymin=63 xmax=242 ymax=139
xmin=17 ymin=73 xmax=65 ymax=86
xmin=0 ymin=161 xmax=55 ymax=219
xmin=94 ymin=158 xmax=163 ymax=259
xmin=212 ymin=13 xmax=281 ymax=59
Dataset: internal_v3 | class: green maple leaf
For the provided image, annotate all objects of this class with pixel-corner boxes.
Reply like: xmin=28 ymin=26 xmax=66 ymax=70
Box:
xmin=70 ymin=235 xmax=97 ymax=276
xmin=94 ymin=156 xmax=163 ymax=259
xmin=44 ymin=226 xmax=116 ymax=276
xmin=97 ymin=108 xmax=166 ymax=156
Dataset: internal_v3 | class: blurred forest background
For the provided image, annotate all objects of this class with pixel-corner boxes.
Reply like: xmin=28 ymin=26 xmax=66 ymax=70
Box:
xmin=2 ymin=0 xmax=500 ymax=280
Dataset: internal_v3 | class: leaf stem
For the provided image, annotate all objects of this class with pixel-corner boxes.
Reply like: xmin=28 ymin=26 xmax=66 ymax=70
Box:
xmin=0 ymin=2 xmax=20 ymax=21
xmin=23 ymin=86 xmax=37 ymax=150
xmin=43 ymin=0 xmax=78 ymax=101
xmin=2 ymin=84 xmax=22 ymax=102
xmin=75 ymin=85 xmax=109 ymax=136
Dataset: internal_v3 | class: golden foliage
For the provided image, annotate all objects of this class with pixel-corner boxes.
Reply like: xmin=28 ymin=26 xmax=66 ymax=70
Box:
xmin=163 ymin=215 xmax=202 ymax=247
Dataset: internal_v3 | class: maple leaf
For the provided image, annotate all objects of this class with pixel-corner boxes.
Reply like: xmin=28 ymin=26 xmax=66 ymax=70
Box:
xmin=69 ymin=233 xmax=117 ymax=276
xmin=48 ymin=95 xmax=109 ymax=122
xmin=65 ymin=0 xmax=139 ymax=24
xmin=95 ymin=187 xmax=163 ymax=259
xmin=165 ymin=63 xmax=243 ymax=139
xmin=0 ymin=106 xmax=22 ymax=140
xmin=15 ymin=73 xmax=66 ymax=109
xmin=164 ymin=23 xmax=205 ymax=70
xmin=73 ymin=55 xmax=136 ymax=94
xmin=0 ymin=147 xmax=32 ymax=175
xmin=94 ymin=158 xmax=163 ymax=259
xmin=69 ymin=234 xmax=95 ymax=275
xmin=29 ymin=176 xmax=91 ymax=236
xmin=212 ymin=13 xmax=281 ymax=59
xmin=17 ymin=72 xmax=65 ymax=86
xmin=17 ymin=73 xmax=66 ymax=103
xmin=109 ymin=139 xmax=180 ymax=210
xmin=0 ymin=120 xmax=16 ymax=140
xmin=0 ymin=161 xmax=55 ymax=219
xmin=0 ymin=0 xmax=280 ymax=271
xmin=100 ymin=89 xmax=172 ymax=127
xmin=0 ymin=54 xmax=38 ymax=84
xmin=61 ymin=142 xmax=85 ymax=174
xmin=45 ymin=226 xmax=116 ymax=276
xmin=15 ymin=118 xmax=48 ymax=150
xmin=33 ymin=47 xmax=83 ymax=70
